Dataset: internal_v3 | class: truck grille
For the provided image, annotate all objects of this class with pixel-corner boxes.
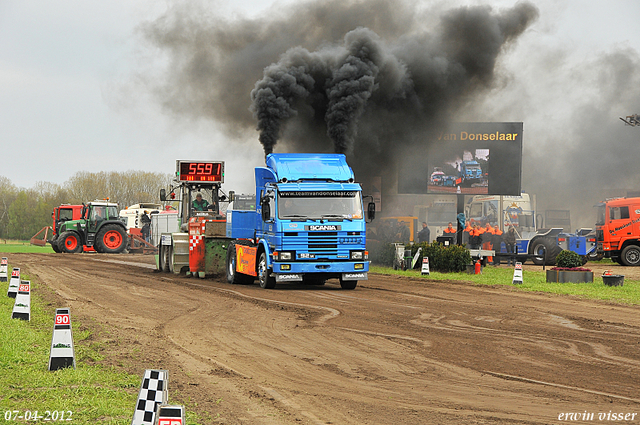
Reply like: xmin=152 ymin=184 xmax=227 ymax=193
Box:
xmin=282 ymin=231 xmax=346 ymax=258
xmin=308 ymin=232 xmax=338 ymax=255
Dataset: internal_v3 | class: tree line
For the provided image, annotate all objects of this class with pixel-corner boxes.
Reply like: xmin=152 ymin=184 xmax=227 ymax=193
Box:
xmin=0 ymin=171 xmax=173 ymax=241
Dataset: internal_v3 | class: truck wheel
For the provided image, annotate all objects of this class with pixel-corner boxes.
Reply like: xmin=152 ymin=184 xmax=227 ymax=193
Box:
xmin=587 ymin=250 xmax=604 ymax=262
xmin=167 ymin=245 xmax=175 ymax=273
xmin=226 ymin=242 xmax=255 ymax=284
xmin=51 ymin=235 xmax=61 ymax=253
xmin=95 ymin=224 xmax=126 ymax=254
xmin=339 ymin=278 xmax=358 ymax=290
xmin=530 ymin=238 xmax=560 ymax=265
xmin=258 ymin=252 xmax=276 ymax=289
xmin=158 ymin=244 xmax=169 ymax=272
xmin=621 ymin=245 xmax=640 ymax=266
xmin=59 ymin=231 xmax=82 ymax=253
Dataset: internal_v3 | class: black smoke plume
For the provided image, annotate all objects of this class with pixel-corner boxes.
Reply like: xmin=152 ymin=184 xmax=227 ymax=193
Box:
xmin=247 ymin=2 xmax=539 ymax=158
xmin=139 ymin=0 xmax=539 ymax=171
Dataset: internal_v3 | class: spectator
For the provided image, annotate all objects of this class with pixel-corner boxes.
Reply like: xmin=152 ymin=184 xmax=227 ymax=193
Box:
xmin=504 ymin=227 xmax=517 ymax=266
xmin=141 ymin=210 xmax=151 ymax=242
xmin=417 ymin=222 xmax=430 ymax=243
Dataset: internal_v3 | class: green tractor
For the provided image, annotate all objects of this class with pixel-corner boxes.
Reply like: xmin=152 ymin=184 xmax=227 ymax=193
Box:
xmin=56 ymin=201 xmax=128 ymax=254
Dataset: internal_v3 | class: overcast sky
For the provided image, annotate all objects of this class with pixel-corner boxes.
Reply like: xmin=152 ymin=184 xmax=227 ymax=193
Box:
xmin=1 ymin=0 xmax=638 ymax=195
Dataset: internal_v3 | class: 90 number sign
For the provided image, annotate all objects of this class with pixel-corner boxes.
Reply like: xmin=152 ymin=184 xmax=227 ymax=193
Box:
xmin=55 ymin=314 xmax=70 ymax=325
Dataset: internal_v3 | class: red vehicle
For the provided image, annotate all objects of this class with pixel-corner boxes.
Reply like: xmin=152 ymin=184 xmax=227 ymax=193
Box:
xmin=48 ymin=205 xmax=86 ymax=252
xmin=596 ymin=197 xmax=640 ymax=265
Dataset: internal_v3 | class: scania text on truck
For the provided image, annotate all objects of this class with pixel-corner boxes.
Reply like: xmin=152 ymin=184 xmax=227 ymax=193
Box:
xmin=226 ymin=153 xmax=375 ymax=289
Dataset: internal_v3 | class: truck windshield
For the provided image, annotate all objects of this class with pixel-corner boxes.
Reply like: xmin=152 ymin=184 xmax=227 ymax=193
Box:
xmin=278 ymin=192 xmax=363 ymax=220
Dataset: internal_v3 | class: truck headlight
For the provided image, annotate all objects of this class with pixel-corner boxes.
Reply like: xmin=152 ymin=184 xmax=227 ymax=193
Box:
xmin=350 ymin=251 xmax=364 ymax=260
xmin=354 ymin=263 xmax=364 ymax=270
xmin=276 ymin=251 xmax=293 ymax=260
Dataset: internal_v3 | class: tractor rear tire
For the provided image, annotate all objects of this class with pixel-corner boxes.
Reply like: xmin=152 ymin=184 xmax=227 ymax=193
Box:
xmin=95 ymin=224 xmax=127 ymax=254
xmin=530 ymin=237 xmax=561 ymax=265
xmin=621 ymin=245 xmax=640 ymax=266
xmin=226 ymin=242 xmax=255 ymax=284
xmin=59 ymin=231 xmax=82 ymax=253
xmin=51 ymin=235 xmax=61 ymax=253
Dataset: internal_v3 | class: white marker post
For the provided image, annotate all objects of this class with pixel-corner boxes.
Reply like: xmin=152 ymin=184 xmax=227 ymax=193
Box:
xmin=421 ymin=257 xmax=430 ymax=276
xmin=0 ymin=257 xmax=8 ymax=282
xmin=7 ymin=268 xmax=20 ymax=298
xmin=48 ymin=308 xmax=76 ymax=371
xmin=132 ymin=369 xmax=169 ymax=425
xmin=512 ymin=262 xmax=523 ymax=285
xmin=155 ymin=405 xmax=185 ymax=425
xmin=11 ymin=281 xmax=31 ymax=321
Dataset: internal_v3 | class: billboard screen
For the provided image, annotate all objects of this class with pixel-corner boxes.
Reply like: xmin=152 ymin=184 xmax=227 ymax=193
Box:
xmin=398 ymin=122 xmax=523 ymax=196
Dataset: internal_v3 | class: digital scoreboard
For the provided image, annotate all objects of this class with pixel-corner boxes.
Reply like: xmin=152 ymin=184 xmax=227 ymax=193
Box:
xmin=176 ymin=161 xmax=224 ymax=183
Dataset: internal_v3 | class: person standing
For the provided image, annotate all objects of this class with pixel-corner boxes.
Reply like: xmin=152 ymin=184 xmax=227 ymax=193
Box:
xmin=504 ymin=226 xmax=517 ymax=266
xmin=140 ymin=210 xmax=151 ymax=242
xmin=417 ymin=222 xmax=430 ymax=243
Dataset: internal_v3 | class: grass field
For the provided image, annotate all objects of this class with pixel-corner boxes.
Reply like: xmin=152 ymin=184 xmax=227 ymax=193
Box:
xmin=370 ymin=263 xmax=640 ymax=305
xmin=0 ymin=268 xmax=199 ymax=424
xmin=0 ymin=240 xmax=54 ymax=254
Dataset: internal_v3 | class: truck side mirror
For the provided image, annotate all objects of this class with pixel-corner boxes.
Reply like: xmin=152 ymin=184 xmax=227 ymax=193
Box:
xmin=160 ymin=188 xmax=166 ymax=201
xmin=262 ymin=202 xmax=271 ymax=222
xmin=367 ymin=202 xmax=376 ymax=221
xmin=228 ymin=191 xmax=235 ymax=202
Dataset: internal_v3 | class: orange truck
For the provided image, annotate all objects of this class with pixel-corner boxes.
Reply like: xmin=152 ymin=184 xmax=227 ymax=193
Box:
xmin=596 ymin=197 xmax=640 ymax=265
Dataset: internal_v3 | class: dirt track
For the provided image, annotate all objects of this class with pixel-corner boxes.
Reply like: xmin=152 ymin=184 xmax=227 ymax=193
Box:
xmin=8 ymin=253 xmax=640 ymax=424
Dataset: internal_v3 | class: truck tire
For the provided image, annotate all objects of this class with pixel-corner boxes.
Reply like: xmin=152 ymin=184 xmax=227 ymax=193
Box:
xmin=621 ymin=245 xmax=640 ymax=266
xmin=587 ymin=250 xmax=604 ymax=262
xmin=51 ymin=235 xmax=61 ymax=253
xmin=158 ymin=244 xmax=169 ymax=272
xmin=529 ymin=237 xmax=560 ymax=265
xmin=95 ymin=224 xmax=126 ymax=254
xmin=258 ymin=252 xmax=276 ymax=289
xmin=58 ymin=231 xmax=82 ymax=253
xmin=226 ymin=242 xmax=255 ymax=284
xmin=339 ymin=278 xmax=358 ymax=290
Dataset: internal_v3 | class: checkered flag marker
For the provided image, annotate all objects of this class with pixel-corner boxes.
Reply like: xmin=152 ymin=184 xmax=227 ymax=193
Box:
xmin=512 ymin=262 xmax=523 ymax=285
xmin=132 ymin=369 xmax=169 ymax=425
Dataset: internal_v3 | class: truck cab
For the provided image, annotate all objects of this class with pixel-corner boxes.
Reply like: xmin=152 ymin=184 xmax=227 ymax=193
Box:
xmin=226 ymin=153 xmax=374 ymax=289
xmin=596 ymin=197 xmax=640 ymax=265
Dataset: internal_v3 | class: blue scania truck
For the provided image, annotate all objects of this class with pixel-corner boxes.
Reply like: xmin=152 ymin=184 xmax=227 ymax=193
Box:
xmin=225 ymin=153 xmax=375 ymax=289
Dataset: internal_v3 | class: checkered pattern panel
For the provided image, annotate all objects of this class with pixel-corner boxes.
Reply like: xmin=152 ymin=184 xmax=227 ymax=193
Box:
xmin=131 ymin=369 xmax=168 ymax=425
xmin=189 ymin=222 xmax=207 ymax=251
